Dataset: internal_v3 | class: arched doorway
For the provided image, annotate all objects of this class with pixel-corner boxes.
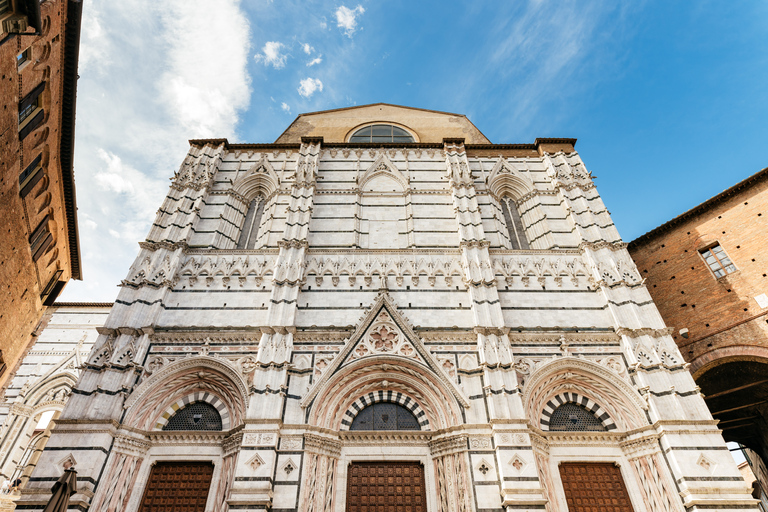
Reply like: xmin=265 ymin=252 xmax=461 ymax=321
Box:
xmin=696 ymin=360 xmax=768 ymax=474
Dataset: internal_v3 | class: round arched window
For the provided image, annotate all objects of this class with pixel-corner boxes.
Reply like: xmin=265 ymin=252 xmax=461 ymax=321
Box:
xmin=349 ymin=402 xmax=420 ymax=430
xmin=163 ymin=401 xmax=223 ymax=431
xmin=349 ymin=124 xmax=415 ymax=143
xmin=548 ymin=403 xmax=606 ymax=432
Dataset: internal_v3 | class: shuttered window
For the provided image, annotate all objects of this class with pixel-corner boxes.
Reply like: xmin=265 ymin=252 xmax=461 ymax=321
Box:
xmin=19 ymin=154 xmax=43 ymax=197
xmin=19 ymin=82 xmax=45 ymax=140
xmin=29 ymin=215 xmax=51 ymax=262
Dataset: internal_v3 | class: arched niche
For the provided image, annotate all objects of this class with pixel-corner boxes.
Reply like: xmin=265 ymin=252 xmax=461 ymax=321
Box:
xmin=356 ymin=154 xmax=411 ymax=249
xmin=306 ymin=356 xmax=464 ymax=431
xmin=694 ymin=356 xmax=768 ymax=463
xmin=487 ymin=158 xmax=554 ymax=249
xmin=522 ymin=357 xmax=647 ymax=432
xmin=123 ymin=356 xmax=248 ymax=432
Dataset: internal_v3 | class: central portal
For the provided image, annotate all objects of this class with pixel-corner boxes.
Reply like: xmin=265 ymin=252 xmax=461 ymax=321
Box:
xmin=346 ymin=461 xmax=426 ymax=512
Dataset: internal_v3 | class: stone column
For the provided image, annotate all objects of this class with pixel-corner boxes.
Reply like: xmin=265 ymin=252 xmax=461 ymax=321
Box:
xmin=297 ymin=434 xmax=340 ymax=512
xmin=444 ymin=139 xmax=521 ymax=421
xmin=430 ymin=435 xmax=473 ymax=512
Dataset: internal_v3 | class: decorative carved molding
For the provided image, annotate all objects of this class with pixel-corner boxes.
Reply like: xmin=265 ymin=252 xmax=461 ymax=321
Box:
xmin=301 ymin=291 xmax=470 ymax=410
xmin=304 ymin=433 xmax=342 ymax=458
xmin=429 ymin=434 xmax=468 ymax=457
xmin=242 ymin=432 xmax=277 ymax=446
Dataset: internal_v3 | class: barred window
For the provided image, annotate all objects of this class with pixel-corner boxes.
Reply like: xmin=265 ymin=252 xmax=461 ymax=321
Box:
xmin=548 ymin=403 xmax=606 ymax=432
xmin=700 ymin=244 xmax=736 ymax=278
xmin=163 ymin=402 xmax=222 ymax=431
xmin=500 ymin=196 xmax=530 ymax=250
xmin=349 ymin=402 xmax=420 ymax=431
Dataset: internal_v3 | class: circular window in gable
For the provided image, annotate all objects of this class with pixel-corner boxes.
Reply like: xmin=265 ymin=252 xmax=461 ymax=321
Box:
xmin=349 ymin=124 xmax=415 ymax=143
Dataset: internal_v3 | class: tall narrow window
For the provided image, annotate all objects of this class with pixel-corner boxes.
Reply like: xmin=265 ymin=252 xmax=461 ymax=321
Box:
xmin=700 ymin=244 xmax=736 ymax=278
xmin=29 ymin=215 xmax=52 ymax=262
xmin=19 ymin=82 xmax=45 ymax=140
xmin=236 ymin=196 xmax=265 ymax=249
xmin=500 ymin=196 xmax=529 ymax=250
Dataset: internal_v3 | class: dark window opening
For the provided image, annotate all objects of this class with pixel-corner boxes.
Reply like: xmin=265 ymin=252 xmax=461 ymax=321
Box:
xmin=548 ymin=402 xmax=606 ymax=432
xmin=19 ymin=154 xmax=43 ymax=197
xmin=236 ymin=196 xmax=265 ymax=249
xmin=29 ymin=215 xmax=51 ymax=262
xmin=349 ymin=402 xmax=420 ymax=431
xmin=163 ymin=402 xmax=222 ymax=431
xmin=349 ymin=124 xmax=415 ymax=143
xmin=41 ymin=269 xmax=64 ymax=306
xmin=18 ymin=82 xmax=45 ymax=140
xmin=500 ymin=196 xmax=530 ymax=250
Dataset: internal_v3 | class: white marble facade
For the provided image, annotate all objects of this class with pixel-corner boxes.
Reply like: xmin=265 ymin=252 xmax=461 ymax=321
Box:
xmin=0 ymin=305 xmax=107 ymax=492
xmin=14 ymin=106 xmax=759 ymax=512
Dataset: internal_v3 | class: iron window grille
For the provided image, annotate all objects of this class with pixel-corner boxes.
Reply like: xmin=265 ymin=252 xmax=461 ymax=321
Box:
xmin=163 ymin=402 xmax=223 ymax=431
xmin=349 ymin=402 xmax=420 ymax=431
xmin=548 ymin=402 xmax=606 ymax=432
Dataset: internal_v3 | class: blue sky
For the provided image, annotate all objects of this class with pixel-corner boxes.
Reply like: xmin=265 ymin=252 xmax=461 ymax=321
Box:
xmin=60 ymin=0 xmax=768 ymax=301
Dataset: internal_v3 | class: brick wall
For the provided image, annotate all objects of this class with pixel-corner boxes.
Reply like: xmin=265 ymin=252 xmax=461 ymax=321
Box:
xmin=628 ymin=173 xmax=768 ymax=373
xmin=0 ymin=1 xmax=76 ymax=389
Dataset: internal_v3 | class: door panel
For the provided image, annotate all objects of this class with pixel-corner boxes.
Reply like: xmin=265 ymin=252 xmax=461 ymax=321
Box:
xmin=139 ymin=461 xmax=214 ymax=512
xmin=346 ymin=461 xmax=426 ymax=512
xmin=559 ymin=462 xmax=634 ymax=512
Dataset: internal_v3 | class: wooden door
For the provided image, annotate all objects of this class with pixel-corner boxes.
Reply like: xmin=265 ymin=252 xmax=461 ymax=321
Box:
xmin=139 ymin=461 xmax=214 ymax=512
xmin=346 ymin=461 xmax=426 ymax=512
xmin=559 ymin=462 xmax=634 ymax=512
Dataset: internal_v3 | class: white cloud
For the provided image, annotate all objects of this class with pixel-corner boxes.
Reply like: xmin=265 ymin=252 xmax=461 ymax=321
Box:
xmin=159 ymin=0 xmax=252 ymax=136
xmin=302 ymin=43 xmax=314 ymax=55
xmin=281 ymin=102 xmax=291 ymax=113
xmin=335 ymin=5 xmax=365 ymax=37
xmin=298 ymin=77 xmax=323 ymax=98
xmin=254 ymin=41 xmax=288 ymax=69
xmin=58 ymin=0 xmax=252 ymax=302
xmin=307 ymin=56 xmax=322 ymax=66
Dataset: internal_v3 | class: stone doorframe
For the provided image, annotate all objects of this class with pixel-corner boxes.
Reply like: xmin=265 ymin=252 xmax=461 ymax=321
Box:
xmin=327 ymin=431 xmax=479 ymax=512
xmin=532 ymin=431 xmax=684 ymax=512
xmin=334 ymin=440 xmax=437 ymax=512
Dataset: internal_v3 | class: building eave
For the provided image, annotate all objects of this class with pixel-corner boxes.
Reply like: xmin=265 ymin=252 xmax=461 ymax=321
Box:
xmin=51 ymin=302 xmax=114 ymax=308
xmin=187 ymin=137 xmax=577 ymax=153
xmin=59 ymin=0 xmax=83 ymax=280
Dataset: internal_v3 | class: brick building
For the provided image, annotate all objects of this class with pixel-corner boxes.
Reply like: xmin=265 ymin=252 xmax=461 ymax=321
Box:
xmin=628 ymin=167 xmax=768 ymax=483
xmin=0 ymin=0 xmax=83 ymax=389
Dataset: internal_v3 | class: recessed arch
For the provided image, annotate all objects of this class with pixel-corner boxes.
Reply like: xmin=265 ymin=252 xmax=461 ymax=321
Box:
xmin=232 ymin=155 xmax=279 ymax=200
xmin=343 ymin=391 xmax=428 ymax=431
xmin=690 ymin=348 xmax=768 ymax=378
xmin=487 ymin=158 xmax=535 ymax=201
xmin=522 ymin=357 xmax=647 ymax=432
xmin=541 ymin=392 xmax=615 ymax=431
xmin=154 ymin=395 xmax=229 ymax=431
xmin=123 ymin=356 xmax=248 ymax=432
xmin=306 ymin=356 xmax=463 ymax=431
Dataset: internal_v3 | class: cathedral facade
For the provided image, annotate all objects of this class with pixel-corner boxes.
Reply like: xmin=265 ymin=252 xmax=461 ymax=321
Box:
xmin=18 ymin=105 xmax=757 ymax=512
